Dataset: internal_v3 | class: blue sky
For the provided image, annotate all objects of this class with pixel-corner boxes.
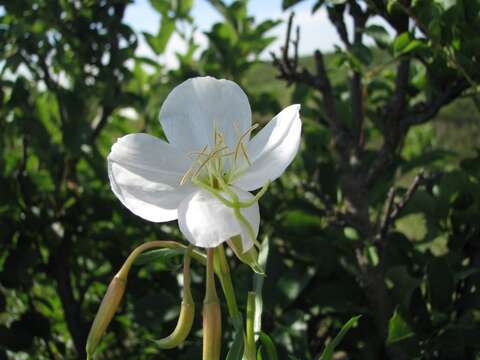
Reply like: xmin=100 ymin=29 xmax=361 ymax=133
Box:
xmin=124 ymin=0 xmax=391 ymax=68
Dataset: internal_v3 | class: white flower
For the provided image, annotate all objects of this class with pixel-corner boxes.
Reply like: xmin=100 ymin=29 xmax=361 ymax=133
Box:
xmin=108 ymin=76 xmax=301 ymax=251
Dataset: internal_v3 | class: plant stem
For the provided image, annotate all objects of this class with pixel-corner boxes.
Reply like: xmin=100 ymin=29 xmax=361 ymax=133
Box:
xmin=245 ymin=291 xmax=257 ymax=360
xmin=205 ymin=248 xmax=218 ymax=302
xmin=203 ymin=248 xmax=221 ymax=360
xmin=213 ymin=245 xmax=243 ymax=329
xmin=118 ymin=240 xmax=206 ymax=278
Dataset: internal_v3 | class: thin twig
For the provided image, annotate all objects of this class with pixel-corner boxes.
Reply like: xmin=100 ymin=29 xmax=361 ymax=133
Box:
xmin=378 ymin=171 xmax=429 ymax=240
xmin=379 ymin=187 xmax=396 ymax=240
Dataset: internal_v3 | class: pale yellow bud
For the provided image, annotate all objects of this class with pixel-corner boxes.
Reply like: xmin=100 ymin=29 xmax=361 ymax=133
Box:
xmin=86 ymin=274 xmax=126 ymax=358
xmin=155 ymin=246 xmax=195 ymax=349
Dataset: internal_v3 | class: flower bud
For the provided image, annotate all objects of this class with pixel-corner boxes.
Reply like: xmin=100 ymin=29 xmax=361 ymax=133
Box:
xmin=155 ymin=247 xmax=195 ymax=349
xmin=86 ymin=274 xmax=126 ymax=358
xmin=227 ymin=236 xmax=264 ymax=274
xmin=155 ymin=301 xmax=195 ymax=349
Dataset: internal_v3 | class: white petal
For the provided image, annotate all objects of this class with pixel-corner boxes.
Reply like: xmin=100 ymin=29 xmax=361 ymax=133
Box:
xmin=233 ymin=104 xmax=302 ymax=191
xmin=178 ymin=187 xmax=259 ymax=249
xmin=159 ymin=76 xmax=252 ymax=153
xmin=108 ymin=133 xmax=193 ymax=222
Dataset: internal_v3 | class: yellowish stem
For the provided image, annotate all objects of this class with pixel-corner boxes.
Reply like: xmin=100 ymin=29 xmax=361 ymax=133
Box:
xmin=203 ymin=248 xmax=222 ymax=360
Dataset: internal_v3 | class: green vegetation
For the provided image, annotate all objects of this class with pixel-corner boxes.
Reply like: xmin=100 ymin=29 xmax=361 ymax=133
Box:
xmin=1 ymin=0 xmax=480 ymax=359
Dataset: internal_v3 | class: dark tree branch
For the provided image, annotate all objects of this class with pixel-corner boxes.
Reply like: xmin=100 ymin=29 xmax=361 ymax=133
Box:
xmin=377 ymin=171 xmax=442 ymax=240
xmin=313 ymin=50 xmax=337 ymax=123
xmin=404 ymin=80 xmax=469 ymax=126
xmin=271 ymin=13 xmax=319 ymax=90
xmin=271 ymin=13 xmax=354 ymax=161
xmin=90 ymin=2 xmax=126 ymax=142
xmin=379 ymin=187 xmax=396 ymax=240
xmin=366 ymin=59 xmax=411 ymax=188
xmin=349 ymin=1 xmax=369 ymax=146
xmin=271 ymin=13 xmax=335 ymax=112
xmin=390 ymin=59 xmax=411 ymax=123
xmin=365 ymin=0 xmax=411 ymax=33
xmin=327 ymin=5 xmax=350 ymax=48
xmin=388 ymin=172 xmax=424 ymax=220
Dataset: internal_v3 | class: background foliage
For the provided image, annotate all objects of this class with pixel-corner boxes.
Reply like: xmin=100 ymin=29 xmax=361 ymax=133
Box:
xmin=1 ymin=0 xmax=479 ymax=359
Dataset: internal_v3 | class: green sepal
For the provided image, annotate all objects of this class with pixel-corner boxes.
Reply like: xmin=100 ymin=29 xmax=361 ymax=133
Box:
xmin=227 ymin=236 xmax=265 ymax=275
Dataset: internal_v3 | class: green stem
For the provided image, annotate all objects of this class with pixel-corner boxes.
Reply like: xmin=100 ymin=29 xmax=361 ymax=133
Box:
xmin=245 ymin=291 xmax=257 ymax=360
xmin=120 ymin=240 xmax=206 ymax=278
xmin=213 ymin=245 xmax=243 ymax=329
xmin=183 ymin=245 xmax=193 ymax=302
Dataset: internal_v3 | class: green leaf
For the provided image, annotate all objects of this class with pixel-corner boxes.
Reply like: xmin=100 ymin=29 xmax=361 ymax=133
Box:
xmin=257 ymin=332 xmax=278 ymax=360
xmin=134 ymin=248 xmax=183 ymax=266
xmin=365 ymin=24 xmax=391 ymax=48
xmin=226 ymin=327 xmax=244 ymax=360
xmin=319 ymin=315 xmax=361 ymax=360
xmin=344 ymin=227 xmax=359 ymax=240
xmin=387 ymin=0 xmax=399 ymax=13
xmin=387 ymin=310 xmax=414 ymax=345
xmin=149 ymin=0 xmax=170 ymax=14
xmin=393 ymin=32 xmax=410 ymax=56
xmin=175 ymin=0 xmax=194 ymax=18
xmin=393 ymin=33 xmax=426 ymax=57
xmin=350 ymin=43 xmax=372 ymax=65
xmin=400 ymin=39 xmax=425 ymax=55
xmin=312 ymin=0 xmax=325 ymax=13
xmin=282 ymin=0 xmax=307 ymax=10
xmin=143 ymin=16 xmax=175 ymax=55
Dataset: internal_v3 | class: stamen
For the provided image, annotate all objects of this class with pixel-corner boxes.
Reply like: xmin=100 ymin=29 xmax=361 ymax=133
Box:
xmin=187 ymin=145 xmax=209 ymax=159
xmin=234 ymin=124 xmax=258 ymax=164
xmin=239 ymin=141 xmax=251 ymax=166
xmin=181 ymin=145 xmax=209 ymax=185
xmin=180 ymin=123 xmax=260 ymax=188
xmin=193 ymin=146 xmax=228 ymax=178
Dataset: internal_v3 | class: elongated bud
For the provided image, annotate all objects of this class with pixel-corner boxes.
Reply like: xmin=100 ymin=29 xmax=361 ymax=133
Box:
xmin=155 ymin=246 xmax=195 ymax=349
xmin=86 ymin=273 xmax=126 ymax=357
xmin=203 ymin=248 xmax=221 ymax=360
xmin=86 ymin=240 xmax=193 ymax=358
xmin=227 ymin=236 xmax=264 ymax=275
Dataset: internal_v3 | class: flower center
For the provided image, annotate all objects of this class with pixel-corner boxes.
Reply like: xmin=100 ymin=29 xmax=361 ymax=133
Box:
xmin=180 ymin=124 xmax=258 ymax=189
xmin=179 ymin=124 xmax=269 ymax=249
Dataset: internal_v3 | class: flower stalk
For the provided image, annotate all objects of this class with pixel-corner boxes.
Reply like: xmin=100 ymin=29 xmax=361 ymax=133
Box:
xmin=213 ymin=245 xmax=243 ymax=329
xmin=245 ymin=291 xmax=257 ymax=360
xmin=203 ymin=248 xmax=222 ymax=360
